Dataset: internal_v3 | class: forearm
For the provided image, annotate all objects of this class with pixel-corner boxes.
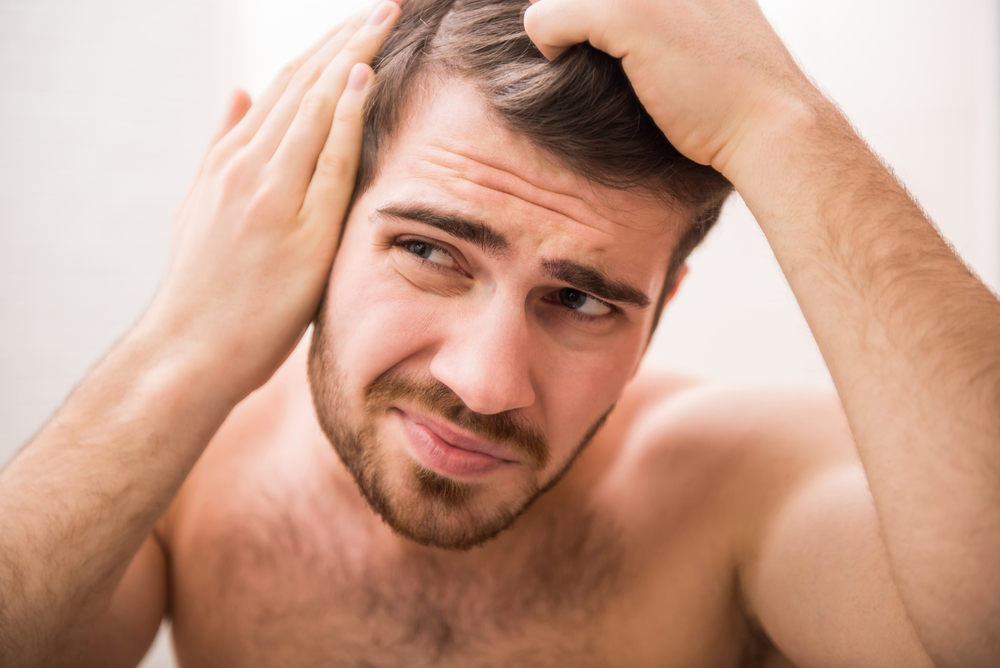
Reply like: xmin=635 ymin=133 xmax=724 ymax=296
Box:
xmin=0 ymin=324 xmax=235 ymax=663
xmin=726 ymin=97 xmax=1000 ymax=665
xmin=0 ymin=5 xmax=396 ymax=661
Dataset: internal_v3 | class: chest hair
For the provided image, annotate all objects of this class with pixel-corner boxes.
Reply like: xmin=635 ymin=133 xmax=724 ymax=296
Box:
xmin=198 ymin=484 xmax=627 ymax=667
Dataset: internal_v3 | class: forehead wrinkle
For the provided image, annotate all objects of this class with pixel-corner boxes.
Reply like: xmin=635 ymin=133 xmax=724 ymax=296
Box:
xmin=401 ymin=150 xmax=674 ymax=294
xmin=406 ymin=168 xmax=615 ymax=264
xmin=419 ymin=142 xmax=660 ymax=238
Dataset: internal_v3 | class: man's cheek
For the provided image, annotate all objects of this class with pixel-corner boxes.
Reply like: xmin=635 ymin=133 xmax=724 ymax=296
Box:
xmin=327 ymin=269 xmax=443 ymax=377
xmin=548 ymin=347 xmax=638 ymax=449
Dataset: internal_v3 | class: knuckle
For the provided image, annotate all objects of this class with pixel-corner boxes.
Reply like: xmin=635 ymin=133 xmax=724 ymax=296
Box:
xmin=335 ymin=44 xmax=360 ymax=65
xmin=209 ymin=127 xmax=246 ymax=158
xmin=245 ymin=183 xmax=287 ymax=226
xmin=246 ymin=189 xmax=274 ymax=218
xmin=203 ymin=142 xmax=230 ymax=173
xmin=333 ymin=96 xmax=362 ymax=124
xmin=332 ymin=21 xmax=358 ymax=46
xmin=219 ymin=155 xmax=254 ymax=192
xmin=299 ymin=91 xmax=333 ymax=120
xmin=522 ymin=3 xmax=540 ymax=34
xmin=315 ymin=150 xmax=350 ymax=180
xmin=340 ymin=31 xmax=375 ymax=58
xmin=278 ymin=59 xmax=302 ymax=81
xmin=290 ymin=61 xmax=322 ymax=87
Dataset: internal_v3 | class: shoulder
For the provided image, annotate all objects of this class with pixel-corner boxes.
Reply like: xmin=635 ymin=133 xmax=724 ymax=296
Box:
xmin=606 ymin=371 xmax=931 ymax=665
xmin=607 ymin=370 xmax=858 ymax=514
xmin=595 ymin=370 xmax=863 ymax=578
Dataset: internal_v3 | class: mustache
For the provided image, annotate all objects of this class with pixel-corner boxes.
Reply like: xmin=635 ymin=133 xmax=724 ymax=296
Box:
xmin=365 ymin=370 xmax=550 ymax=470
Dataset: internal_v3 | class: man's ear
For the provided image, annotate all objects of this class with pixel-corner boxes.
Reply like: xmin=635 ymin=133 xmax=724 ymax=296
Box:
xmin=663 ymin=263 xmax=688 ymax=306
xmin=636 ymin=263 xmax=690 ymax=365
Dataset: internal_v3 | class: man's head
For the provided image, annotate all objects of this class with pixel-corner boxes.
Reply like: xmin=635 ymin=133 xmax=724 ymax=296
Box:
xmin=308 ymin=0 xmax=732 ymax=550
xmin=358 ymin=0 xmax=732 ymax=317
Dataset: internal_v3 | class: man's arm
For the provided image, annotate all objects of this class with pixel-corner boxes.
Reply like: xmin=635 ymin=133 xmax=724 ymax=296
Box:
xmin=0 ymin=4 xmax=400 ymax=665
xmin=525 ymin=1 xmax=1000 ymax=665
xmin=722 ymin=80 xmax=1000 ymax=667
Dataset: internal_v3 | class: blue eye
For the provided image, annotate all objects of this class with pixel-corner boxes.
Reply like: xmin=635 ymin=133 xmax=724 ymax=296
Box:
xmin=557 ymin=288 xmax=612 ymax=316
xmin=402 ymin=240 xmax=453 ymax=266
xmin=405 ymin=240 xmax=432 ymax=258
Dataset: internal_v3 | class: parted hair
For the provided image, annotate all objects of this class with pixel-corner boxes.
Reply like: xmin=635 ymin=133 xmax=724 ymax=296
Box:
xmin=357 ymin=0 xmax=734 ymax=311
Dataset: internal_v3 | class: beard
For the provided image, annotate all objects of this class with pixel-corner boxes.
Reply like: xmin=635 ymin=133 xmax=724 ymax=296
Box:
xmin=307 ymin=316 xmax=612 ymax=551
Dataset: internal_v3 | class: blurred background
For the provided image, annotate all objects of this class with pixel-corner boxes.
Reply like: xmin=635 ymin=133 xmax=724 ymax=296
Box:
xmin=1 ymin=0 xmax=998 ymax=665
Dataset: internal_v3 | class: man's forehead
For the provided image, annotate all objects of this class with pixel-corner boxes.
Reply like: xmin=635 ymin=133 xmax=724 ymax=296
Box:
xmin=379 ymin=77 xmax=688 ymax=250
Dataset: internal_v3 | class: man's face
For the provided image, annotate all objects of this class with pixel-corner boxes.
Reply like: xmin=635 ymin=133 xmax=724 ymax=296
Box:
xmin=309 ymin=79 xmax=684 ymax=550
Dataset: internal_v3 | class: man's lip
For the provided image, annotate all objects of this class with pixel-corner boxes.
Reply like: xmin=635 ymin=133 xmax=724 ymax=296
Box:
xmin=393 ymin=407 xmax=521 ymax=463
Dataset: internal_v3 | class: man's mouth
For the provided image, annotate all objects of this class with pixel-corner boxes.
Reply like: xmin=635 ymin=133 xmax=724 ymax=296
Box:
xmin=393 ymin=407 xmax=520 ymax=479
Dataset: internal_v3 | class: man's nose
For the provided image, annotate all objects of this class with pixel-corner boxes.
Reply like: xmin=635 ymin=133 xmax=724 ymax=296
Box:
xmin=428 ymin=300 xmax=536 ymax=416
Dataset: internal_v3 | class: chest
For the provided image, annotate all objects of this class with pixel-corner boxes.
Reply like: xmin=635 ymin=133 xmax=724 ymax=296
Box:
xmin=165 ymin=448 xmax=753 ymax=668
xmin=167 ymin=488 xmax=662 ymax=667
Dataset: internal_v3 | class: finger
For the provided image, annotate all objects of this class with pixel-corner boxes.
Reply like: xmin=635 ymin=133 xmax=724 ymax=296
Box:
xmin=174 ymin=89 xmax=253 ymax=241
xmin=224 ymin=3 xmax=376 ymax=148
xmin=299 ymin=63 xmax=371 ymax=242
xmin=256 ymin=1 xmax=400 ymax=172
xmin=523 ymin=0 xmax=603 ymax=61
xmin=208 ymin=89 xmax=252 ymax=148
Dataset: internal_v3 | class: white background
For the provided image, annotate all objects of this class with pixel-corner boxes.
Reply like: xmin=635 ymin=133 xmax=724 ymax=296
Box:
xmin=1 ymin=1 xmax=997 ymax=665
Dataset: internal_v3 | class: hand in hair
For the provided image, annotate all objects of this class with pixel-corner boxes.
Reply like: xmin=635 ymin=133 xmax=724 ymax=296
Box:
xmin=522 ymin=0 xmax=819 ymax=178
xmin=148 ymin=1 xmax=402 ymax=402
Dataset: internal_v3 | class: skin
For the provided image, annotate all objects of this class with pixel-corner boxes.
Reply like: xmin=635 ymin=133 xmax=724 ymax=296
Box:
xmin=1 ymin=0 xmax=998 ymax=666
xmin=305 ymin=79 xmax=677 ymax=552
xmin=524 ymin=0 xmax=1000 ymax=664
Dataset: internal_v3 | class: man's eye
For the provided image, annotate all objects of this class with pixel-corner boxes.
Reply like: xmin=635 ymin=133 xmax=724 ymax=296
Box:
xmin=401 ymin=240 xmax=453 ymax=267
xmin=557 ymin=288 xmax=612 ymax=317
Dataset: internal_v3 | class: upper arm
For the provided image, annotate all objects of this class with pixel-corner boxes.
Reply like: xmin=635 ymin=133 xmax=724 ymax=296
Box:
xmin=743 ymin=464 xmax=933 ymax=668
xmin=80 ymin=533 xmax=168 ymax=668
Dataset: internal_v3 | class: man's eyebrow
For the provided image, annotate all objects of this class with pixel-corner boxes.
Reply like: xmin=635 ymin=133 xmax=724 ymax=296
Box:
xmin=374 ymin=204 xmax=511 ymax=257
xmin=543 ymin=259 xmax=651 ymax=310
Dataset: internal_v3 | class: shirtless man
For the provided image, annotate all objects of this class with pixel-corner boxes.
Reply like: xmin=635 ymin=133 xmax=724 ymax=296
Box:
xmin=2 ymin=0 xmax=998 ymax=665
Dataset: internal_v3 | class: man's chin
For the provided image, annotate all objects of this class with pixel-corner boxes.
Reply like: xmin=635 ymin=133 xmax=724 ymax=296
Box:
xmin=375 ymin=505 xmax=517 ymax=552
xmin=353 ymin=460 xmax=533 ymax=551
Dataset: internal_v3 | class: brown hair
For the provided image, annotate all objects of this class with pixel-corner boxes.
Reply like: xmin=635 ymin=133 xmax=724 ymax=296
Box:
xmin=357 ymin=0 xmax=733 ymax=320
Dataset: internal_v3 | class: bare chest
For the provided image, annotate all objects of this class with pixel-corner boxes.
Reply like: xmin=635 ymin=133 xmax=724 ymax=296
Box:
xmin=168 ymin=489 xmax=634 ymax=667
xmin=166 ymin=481 xmax=748 ymax=668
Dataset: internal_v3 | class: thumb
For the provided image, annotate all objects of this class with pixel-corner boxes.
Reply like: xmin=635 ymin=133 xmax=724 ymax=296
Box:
xmin=524 ymin=0 xmax=599 ymax=61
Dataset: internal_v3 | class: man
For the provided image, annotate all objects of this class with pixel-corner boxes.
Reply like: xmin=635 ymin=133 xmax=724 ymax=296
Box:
xmin=1 ymin=0 xmax=997 ymax=666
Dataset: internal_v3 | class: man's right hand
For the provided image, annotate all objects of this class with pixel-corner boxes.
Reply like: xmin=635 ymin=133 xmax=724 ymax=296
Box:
xmin=523 ymin=0 xmax=817 ymax=177
xmin=0 ymin=5 xmax=400 ymax=667
xmin=142 ymin=0 xmax=400 ymax=404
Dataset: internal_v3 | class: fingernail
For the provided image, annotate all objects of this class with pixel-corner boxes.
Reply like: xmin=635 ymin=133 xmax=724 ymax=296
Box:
xmin=366 ymin=1 xmax=394 ymax=26
xmin=347 ymin=63 xmax=370 ymax=91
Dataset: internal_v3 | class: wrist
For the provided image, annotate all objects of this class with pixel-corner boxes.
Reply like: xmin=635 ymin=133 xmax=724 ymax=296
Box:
xmin=120 ymin=312 xmax=248 ymax=419
xmin=129 ymin=290 xmax=296 ymax=409
xmin=713 ymin=89 xmax=836 ymax=191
